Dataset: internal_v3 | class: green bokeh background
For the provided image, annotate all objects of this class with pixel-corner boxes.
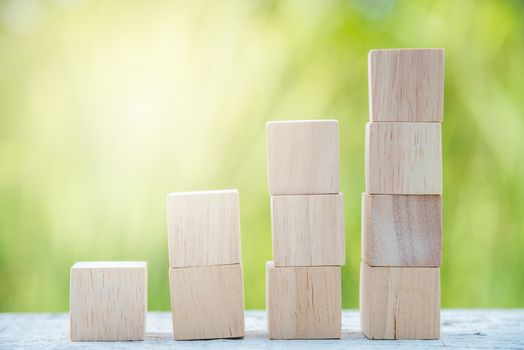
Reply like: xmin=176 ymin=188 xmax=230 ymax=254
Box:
xmin=1 ymin=0 xmax=523 ymax=311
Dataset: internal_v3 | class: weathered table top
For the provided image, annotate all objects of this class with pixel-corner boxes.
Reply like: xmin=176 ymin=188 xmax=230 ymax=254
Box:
xmin=0 ymin=310 xmax=522 ymax=349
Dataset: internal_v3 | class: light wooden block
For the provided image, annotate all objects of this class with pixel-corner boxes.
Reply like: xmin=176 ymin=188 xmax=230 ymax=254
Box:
xmin=266 ymin=120 xmax=339 ymax=195
xmin=70 ymin=262 xmax=147 ymax=341
xmin=271 ymin=193 xmax=345 ymax=266
xmin=360 ymin=262 xmax=440 ymax=339
xmin=362 ymin=193 xmax=441 ymax=267
xmin=169 ymin=264 xmax=244 ymax=340
xmin=369 ymin=48 xmax=444 ymax=122
xmin=366 ymin=122 xmax=442 ymax=194
xmin=167 ymin=189 xmax=241 ymax=268
xmin=266 ymin=262 xmax=341 ymax=339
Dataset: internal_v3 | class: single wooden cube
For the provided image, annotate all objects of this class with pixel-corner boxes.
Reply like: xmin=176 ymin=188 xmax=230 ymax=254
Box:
xmin=271 ymin=193 xmax=345 ymax=266
xmin=266 ymin=262 xmax=341 ymax=339
xmin=369 ymin=48 xmax=444 ymax=122
xmin=362 ymin=193 xmax=441 ymax=267
xmin=167 ymin=189 xmax=241 ymax=268
xmin=70 ymin=262 xmax=147 ymax=341
xmin=169 ymin=264 xmax=244 ymax=340
xmin=360 ymin=262 xmax=440 ymax=339
xmin=266 ymin=120 xmax=339 ymax=195
xmin=366 ymin=122 xmax=442 ymax=194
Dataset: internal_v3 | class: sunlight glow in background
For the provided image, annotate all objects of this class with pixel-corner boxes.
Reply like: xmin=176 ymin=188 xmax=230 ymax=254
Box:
xmin=0 ymin=0 xmax=523 ymax=310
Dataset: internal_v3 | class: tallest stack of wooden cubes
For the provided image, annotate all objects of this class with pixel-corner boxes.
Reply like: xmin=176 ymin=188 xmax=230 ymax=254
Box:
xmin=361 ymin=49 xmax=444 ymax=339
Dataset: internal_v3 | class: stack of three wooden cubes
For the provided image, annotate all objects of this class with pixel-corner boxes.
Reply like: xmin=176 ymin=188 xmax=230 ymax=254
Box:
xmin=265 ymin=120 xmax=346 ymax=339
xmin=361 ymin=48 xmax=444 ymax=339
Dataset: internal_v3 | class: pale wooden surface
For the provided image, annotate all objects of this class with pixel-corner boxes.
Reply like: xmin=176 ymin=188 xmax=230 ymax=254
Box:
xmin=366 ymin=122 xmax=442 ymax=194
xmin=166 ymin=189 xmax=241 ymax=268
xmin=169 ymin=264 xmax=244 ymax=340
xmin=368 ymin=48 xmax=444 ymax=122
xmin=70 ymin=262 xmax=147 ymax=341
xmin=1 ymin=310 xmax=522 ymax=349
xmin=266 ymin=120 xmax=340 ymax=195
xmin=271 ymin=193 xmax=345 ymax=266
xmin=360 ymin=262 xmax=440 ymax=340
xmin=362 ymin=194 xmax=441 ymax=267
xmin=266 ymin=262 xmax=341 ymax=339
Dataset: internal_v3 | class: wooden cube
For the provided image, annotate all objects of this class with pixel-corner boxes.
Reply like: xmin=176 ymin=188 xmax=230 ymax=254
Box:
xmin=169 ymin=264 xmax=244 ymax=340
xmin=167 ymin=190 xmax=241 ymax=268
xmin=360 ymin=262 xmax=440 ymax=339
xmin=369 ymin=48 xmax=444 ymax=122
xmin=271 ymin=193 xmax=345 ymax=266
xmin=266 ymin=262 xmax=341 ymax=339
xmin=267 ymin=120 xmax=339 ymax=195
xmin=70 ymin=262 xmax=147 ymax=341
xmin=366 ymin=122 xmax=442 ymax=194
xmin=362 ymin=193 xmax=441 ymax=267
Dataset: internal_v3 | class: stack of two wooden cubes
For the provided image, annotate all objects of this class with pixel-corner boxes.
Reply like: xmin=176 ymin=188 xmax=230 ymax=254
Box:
xmin=166 ymin=190 xmax=245 ymax=340
xmin=361 ymin=49 xmax=444 ymax=339
xmin=265 ymin=120 xmax=345 ymax=339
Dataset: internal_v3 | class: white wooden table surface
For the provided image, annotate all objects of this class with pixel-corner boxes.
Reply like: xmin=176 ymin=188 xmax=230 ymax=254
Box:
xmin=0 ymin=310 xmax=522 ymax=349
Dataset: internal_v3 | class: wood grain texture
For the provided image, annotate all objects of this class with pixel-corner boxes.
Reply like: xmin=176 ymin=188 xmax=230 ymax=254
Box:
xmin=167 ymin=190 xmax=241 ymax=268
xmin=362 ymin=193 xmax=441 ymax=267
xmin=266 ymin=120 xmax=340 ymax=195
xmin=271 ymin=193 xmax=345 ymax=266
xmin=70 ymin=262 xmax=147 ymax=341
xmin=360 ymin=262 xmax=440 ymax=340
xmin=169 ymin=264 xmax=244 ymax=340
xmin=266 ymin=262 xmax=341 ymax=339
xmin=366 ymin=122 xmax=442 ymax=194
xmin=369 ymin=48 xmax=444 ymax=122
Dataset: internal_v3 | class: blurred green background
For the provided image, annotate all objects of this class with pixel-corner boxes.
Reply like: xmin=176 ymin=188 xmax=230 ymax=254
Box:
xmin=1 ymin=0 xmax=523 ymax=311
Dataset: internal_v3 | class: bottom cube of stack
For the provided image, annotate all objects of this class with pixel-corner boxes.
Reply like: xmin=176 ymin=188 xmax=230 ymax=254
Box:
xmin=70 ymin=261 xmax=147 ymax=341
xmin=169 ymin=264 xmax=245 ymax=340
xmin=266 ymin=261 xmax=341 ymax=339
xmin=360 ymin=262 xmax=440 ymax=340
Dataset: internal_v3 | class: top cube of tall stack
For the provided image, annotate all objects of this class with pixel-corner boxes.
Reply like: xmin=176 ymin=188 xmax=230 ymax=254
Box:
xmin=369 ymin=49 xmax=444 ymax=122
xmin=267 ymin=120 xmax=340 ymax=195
xmin=167 ymin=189 xmax=241 ymax=268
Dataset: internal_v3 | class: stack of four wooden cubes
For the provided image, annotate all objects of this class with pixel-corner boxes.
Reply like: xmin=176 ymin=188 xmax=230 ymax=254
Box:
xmin=360 ymin=48 xmax=444 ymax=339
